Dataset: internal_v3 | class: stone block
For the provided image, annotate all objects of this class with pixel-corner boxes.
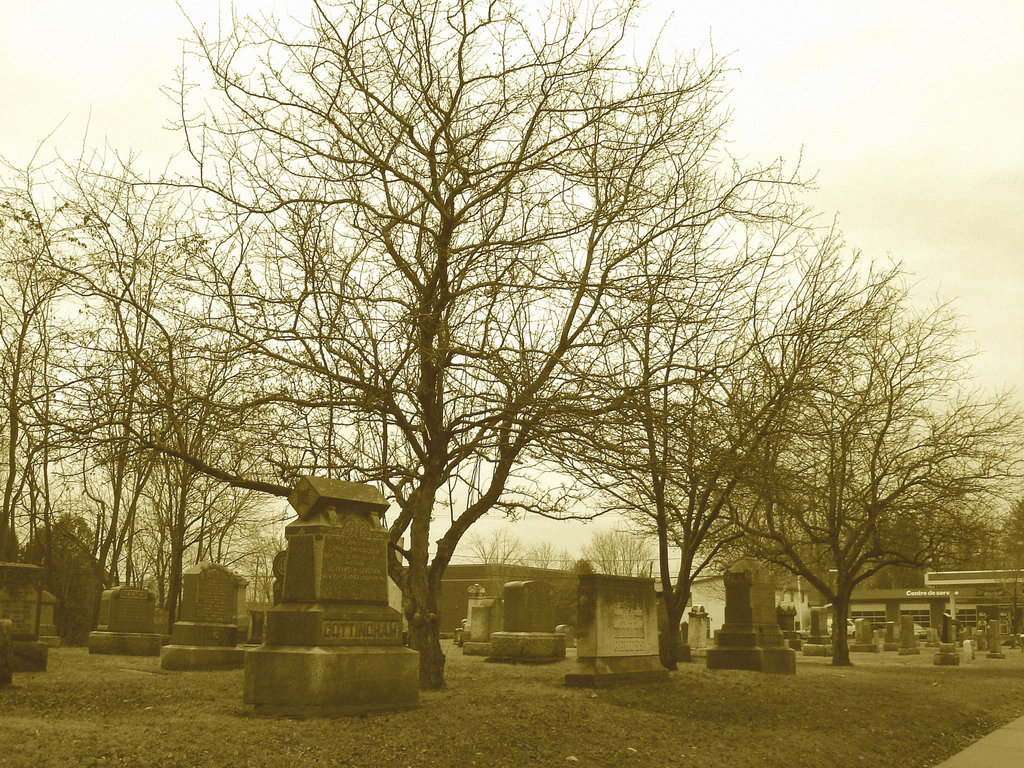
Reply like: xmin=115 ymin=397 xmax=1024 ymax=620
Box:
xmin=12 ymin=640 xmax=47 ymax=671
xmin=461 ymin=641 xmax=491 ymax=656
xmin=933 ymin=642 xmax=959 ymax=666
xmin=898 ymin=647 xmax=921 ymax=656
xmin=88 ymin=630 xmax=164 ymax=656
xmin=706 ymin=646 xmax=795 ymax=674
xmin=243 ymin=645 xmax=419 ymax=715
xmin=502 ymin=582 xmax=555 ymax=633
xmin=160 ymin=644 xmax=245 ymax=670
xmin=850 ymin=643 xmax=881 ymax=653
xmin=802 ymin=643 xmax=831 ymax=657
xmin=565 ymin=656 xmax=669 ymax=687
xmin=170 ymin=621 xmax=238 ymax=647
xmin=487 ymin=631 xmax=565 ymax=663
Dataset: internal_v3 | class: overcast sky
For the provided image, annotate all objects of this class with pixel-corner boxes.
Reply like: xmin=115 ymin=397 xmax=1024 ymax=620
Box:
xmin=3 ymin=0 xmax=1022 ymax=558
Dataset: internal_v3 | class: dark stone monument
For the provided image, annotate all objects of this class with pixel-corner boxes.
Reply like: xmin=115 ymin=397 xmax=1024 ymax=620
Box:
xmin=687 ymin=605 xmax=711 ymax=658
xmin=0 ymin=562 xmax=48 ymax=671
xmin=38 ymin=591 xmax=59 ymax=647
xmin=986 ymin=620 xmax=1006 ymax=660
xmin=898 ymin=615 xmax=920 ymax=656
xmin=883 ymin=621 xmax=899 ymax=652
xmin=706 ymin=559 xmax=796 ymax=675
xmin=247 ymin=607 xmax=268 ymax=645
xmin=488 ymin=581 xmax=564 ymax=663
xmin=802 ymin=605 xmax=832 ymax=657
xmin=88 ymin=586 xmax=164 ymax=656
xmin=565 ymin=574 xmax=667 ymax=687
xmin=462 ymin=583 xmax=499 ymax=657
xmin=161 ymin=562 xmax=248 ymax=670
xmin=243 ymin=476 xmax=418 ymax=715
xmin=776 ymin=605 xmax=801 ymax=650
xmin=933 ymin=611 xmax=959 ymax=666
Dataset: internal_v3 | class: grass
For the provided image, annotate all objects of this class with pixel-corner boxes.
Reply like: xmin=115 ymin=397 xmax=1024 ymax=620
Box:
xmin=2 ymin=643 xmax=1024 ymax=767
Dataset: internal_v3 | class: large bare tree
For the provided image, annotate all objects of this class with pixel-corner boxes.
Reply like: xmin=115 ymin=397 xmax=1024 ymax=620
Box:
xmin=149 ymin=0 xmax=771 ymax=687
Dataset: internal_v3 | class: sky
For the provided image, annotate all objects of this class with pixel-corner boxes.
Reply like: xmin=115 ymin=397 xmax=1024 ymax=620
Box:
xmin=2 ymin=0 xmax=1022 ymax=560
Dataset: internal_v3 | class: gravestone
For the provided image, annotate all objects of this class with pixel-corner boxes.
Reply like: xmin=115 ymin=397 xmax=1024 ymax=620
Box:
xmin=961 ymin=639 xmax=975 ymax=662
xmin=555 ymin=624 xmax=576 ymax=649
xmin=933 ymin=612 xmax=959 ymax=666
xmin=0 ymin=562 xmax=48 ymax=671
xmin=898 ymin=615 xmax=920 ymax=656
xmin=161 ymin=562 xmax=248 ymax=670
xmin=244 ymin=476 xmax=418 ymax=715
xmin=565 ymin=574 xmax=667 ymax=686
xmin=925 ymin=627 xmax=940 ymax=647
xmin=986 ymin=621 xmax=1006 ymax=660
xmin=463 ymin=584 xmax=498 ymax=656
xmin=488 ymin=581 xmax=564 ymax=663
xmin=688 ymin=605 xmax=711 ymax=658
xmin=803 ymin=605 xmax=832 ymax=657
xmin=706 ymin=559 xmax=796 ymax=675
xmin=883 ymin=621 xmax=899 ymax=652
xmin=851 ymin=618 xmax=879 ymax=653
xmin=0 ymin=619 xmax=12 ymax=686
xmin=38 ymin=591 xmax=60 ymax=647
xmin=247 ymin=608 xmax=267 ymax=645
xmin=88 ymin=586 xmax=164 ymax=656
xmin=777 ymin=605 xmax=801 ymax=650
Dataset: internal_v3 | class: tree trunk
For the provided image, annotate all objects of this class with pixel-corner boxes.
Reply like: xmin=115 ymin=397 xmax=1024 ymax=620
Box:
xmin=831 ymin=593 xmax=853 ymax=666
xmin=408 ymin=610 xmax=445 ymax=689
xmin=660 ymin=600 xmax=684 ymax=670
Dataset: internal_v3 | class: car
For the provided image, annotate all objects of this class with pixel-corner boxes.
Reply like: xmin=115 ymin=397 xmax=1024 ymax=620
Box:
xmin=913 ymin=623 xmax=927 ymax=640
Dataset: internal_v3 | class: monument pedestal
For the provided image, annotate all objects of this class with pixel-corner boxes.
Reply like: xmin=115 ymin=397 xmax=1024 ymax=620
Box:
xmin=161 ymin=621 xmax=243 ymax=670
xmin=11 ymin=640 xmax=47 ymax=671
xmin=933 ymin=642 xmax=960 ymax=666
xmin=487 ymin=631 xmax=565 ymax=663
xmin=461 ymin=641 xmax=491 ymax=656
xmin=242 ymin=476 xmax=418 ymax=716
xmin=565 ymin=656 xmax=668 ymax=687
xmin=161 ymin=563 xmax=249 ymax=671
xmin=88 ymin=631 xmax=163 ymax=656
xmin=802 ymin=643 xmax=831 ymax=657
xmin=850 ymin=643 xmax=881 ymax=653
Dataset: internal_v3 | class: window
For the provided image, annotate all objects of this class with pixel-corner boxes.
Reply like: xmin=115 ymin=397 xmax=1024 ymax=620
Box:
xmin=900 ymin=609 xmax=931 ymax=628
xmin=850 ymin=609 xmax=886 ymax=629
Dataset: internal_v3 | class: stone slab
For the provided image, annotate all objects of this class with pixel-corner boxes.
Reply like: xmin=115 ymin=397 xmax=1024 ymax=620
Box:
xmin=802 ymin=643 xmax=832 ymax=657
xmin=850 ymin=643 xmax=881 ymax=653
xmin=264 ymin=605 xmax=403 ymax=646
xmin=565 ymin=655 xmax=669 ymax=687
xmin=898 ymin=647 xmax=922 ymax=656
xmin=160 ymin=644 xmax=246 ymax=671
xmin=88 ymin=631 xmax=164 ymax=656
xmin=12 ymin=640 xmax=47 ymax=672
xmin=170 ymin=621 xmax=239 ymax=647
xmin=462 ymin=641 xmax=492 ymax=656
xmin=706 ymin=645 xmax=796 ymax=674
xmin=243 ymin=644 xmax=418 ymax=716
xmin=487 ymin=631 xmax=565 ymax=663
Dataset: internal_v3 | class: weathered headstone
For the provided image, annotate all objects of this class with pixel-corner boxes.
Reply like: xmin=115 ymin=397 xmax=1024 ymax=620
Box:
xmin=883 ymin=621 xmax=899 ymax=652
xmin=488 ymin=581 xmax=564 ymax=663
xmin=161 ymin=562 xmax=248 ymax=670
xmin=555 ymin=624 xmax=576 ymax=649
xmin=986 ymin=621 xmax=1006 ymax=660
xmin=247 ymin=607 xmax=267 ymax=645
xmin=933 ymin=612 xmax=959 ymax=666
xmin=925 ymin=627 xmax=940 ymax=647
xmin=803 ymin=605 xmax=832 ymax=657
xmin=38 ymin=591 xmax=59 ymax=647
xmin=244 ymin=476 xmax=418 ymax=715
xmin=565 ymin=574 xmax=667 ymax=686
xmin=0 ymin=563 xmax=48 ymax=671
xmin=898 ymin=615 xmax=920 ymax=655
xmin=706 ymin=559 xmax=796 ymax=675
xmin=88 ymin=586 xmax=164 ymax=656
xmin=777 ymin=605 xmax=802 ymax=650
xmin=960 ymin=639 xmax=975 ymax=662
xmin=687 ymin=605 xmax=711 ymax=658
xmin=0 ymin=619 xmax=12 ymax=686
xmin=462 ymin=584 xmax=498 ymax=656
xmin=851 ymin=618 xmax=880 ymax=653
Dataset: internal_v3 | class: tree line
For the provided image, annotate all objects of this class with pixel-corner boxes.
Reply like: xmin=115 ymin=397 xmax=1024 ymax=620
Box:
xmin=1 ymin=0 xmax=1020 ymax=680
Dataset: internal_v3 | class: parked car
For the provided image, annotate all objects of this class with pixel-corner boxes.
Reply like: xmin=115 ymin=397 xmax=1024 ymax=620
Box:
xmin=913 ymin=623 xmax=927 ymax=640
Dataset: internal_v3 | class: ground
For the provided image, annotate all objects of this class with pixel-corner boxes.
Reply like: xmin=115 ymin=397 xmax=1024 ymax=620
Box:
xmin=2 ymin=643 xmax=1024 ymax=767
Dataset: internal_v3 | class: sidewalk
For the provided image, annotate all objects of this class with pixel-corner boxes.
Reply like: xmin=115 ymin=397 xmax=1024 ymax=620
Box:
xmin=933 ymin=713 xmax=1024 ymax=767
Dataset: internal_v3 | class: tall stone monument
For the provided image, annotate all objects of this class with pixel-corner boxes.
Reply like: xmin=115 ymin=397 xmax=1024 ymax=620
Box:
xmin=38 ymin=591 xmax=60 ymax=647
xmin=0 ymin=562 xmax=48 ymax=671
xmin=243 ymin=476 xmax=418 ymax=715
xmin=933 ymin=612 xmax=959 ymax=666
xmin=850 ymin=618 xmax=880 ymax=653
xmin=89 ymin=586 xmax=164 ymax=656
xmin=898 ymin=615 xmax=920 ymax=655
xmin=883 ymin=621 xmax=899 ymax=652
xmin=565 ymin=574 xmax=667 ymax=687
xmin=706 ymin=559 xmax=795 ymax=674
xmin=462 ymin=583 xmax=499 ymax=657
xmin=161 ymin=562 xmax=248 ymax=670
xmin=687 ymin=605 xmax=711 ymax=658
xmin=986 ymin=621 xmax=1006 ymax=660
xmin=802 ymin=605 xmax=832 ymax=657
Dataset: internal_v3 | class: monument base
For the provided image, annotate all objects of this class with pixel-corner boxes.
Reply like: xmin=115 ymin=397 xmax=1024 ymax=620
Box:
xmin=170 ymin=621 xmax=238 ymax=647
xmin=462 ymin=641 xmax=492 ymax=656
xmin=850 ymin=643 xmax=881 ymax=653
xmin=565 ymin=656 xmax=669 ymax=687
xmin=39 ymin=636 xmax=61 ymax=648
xmin=898 ymin=647 xmax=921 ymax=655
xmin=987 ymin=651 xmax=1007 ymax=660
xmin=933 ymin=642 xmax=960 ymax=666
xmin=883 ymin=642 xmax=899 ymax=651
xmin=706 ymin=644 xmax=796 ymax=674
xmin=244 ymin=644 xmax=419 ymax=716
xmin=88 ymin=631 xmax=164 ymax=657
xmin=160 ymin=644 xmax=245 ymax=670
xmin=802 ymin=643 xmax=831 ymax=657
xmin=12 ymin=640 xmax=48 ymax=672
xmin=486 ymin=632 xmax=565 ymax=664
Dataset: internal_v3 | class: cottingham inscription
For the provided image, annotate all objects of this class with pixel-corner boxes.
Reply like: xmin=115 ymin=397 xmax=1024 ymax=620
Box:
xmin=321 ymin=619 xmax=400 ymax=642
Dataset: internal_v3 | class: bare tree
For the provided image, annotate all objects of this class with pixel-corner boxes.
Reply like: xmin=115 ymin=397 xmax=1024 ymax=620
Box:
xmin=733 ymin=252 xmax=1023 ymax=665
xmin=580 ymin=528 xmax=654 ymax=577
xmin=463 ymin=528 xmax=522 ymax=565
xmin=144 ymin=0 xmax=763 ymax=687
